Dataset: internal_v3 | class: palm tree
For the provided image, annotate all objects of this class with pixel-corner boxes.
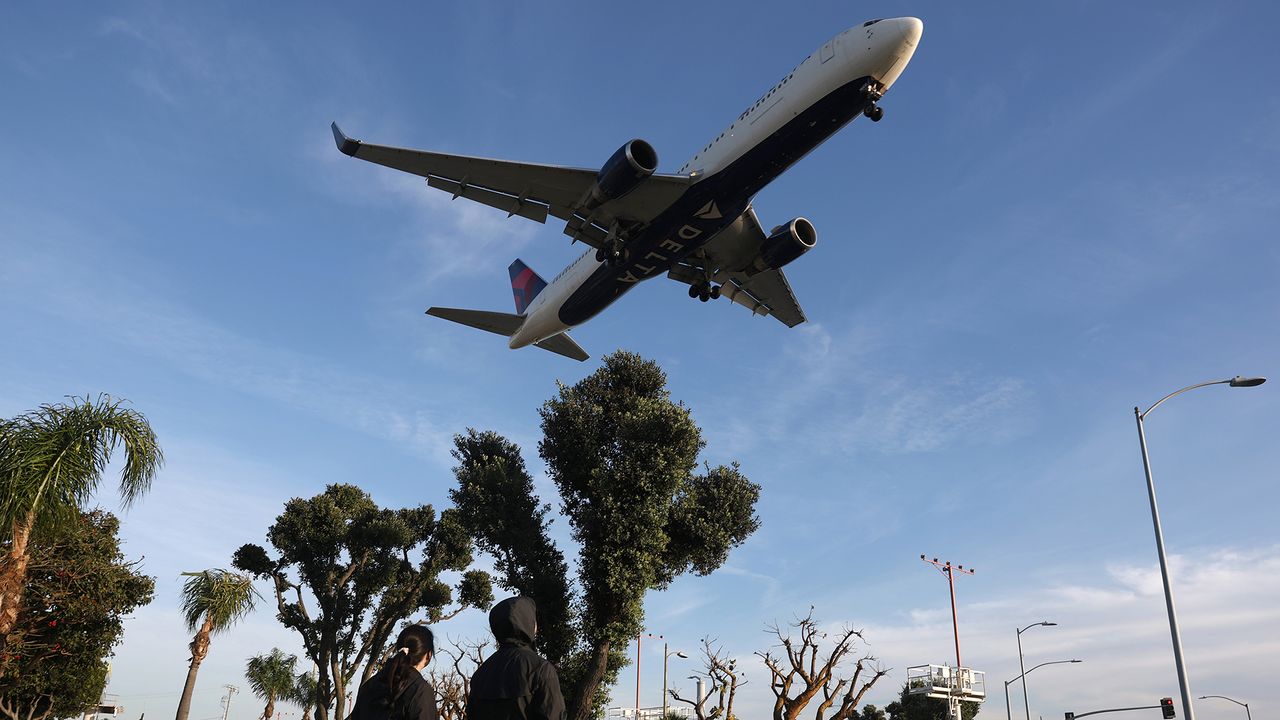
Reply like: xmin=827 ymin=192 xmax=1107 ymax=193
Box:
xmin=176 ymin=569 xmax=259 ymax=720
xmin=0 ymin=395 xmax=162 ymax=651
xmin=246 ymin=649 xmax=299 ymax=720
xmin=289 ymin=671 xmax=319 ymax=720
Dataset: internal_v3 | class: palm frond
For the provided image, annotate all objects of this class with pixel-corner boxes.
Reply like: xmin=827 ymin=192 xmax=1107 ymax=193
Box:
xmin=245 ymin=649 xmax=299 ymax=701
xmin=0 ymin=395 xmax=162 ymax=534
xmin=180 ymin=568 xmax=260 ymax=633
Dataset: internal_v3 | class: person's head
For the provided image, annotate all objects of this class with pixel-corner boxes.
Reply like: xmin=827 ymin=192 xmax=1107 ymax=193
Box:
xmin=393 ymin=624 xmax=435 ymax=670
xmin=489 ymin=596 xmax=538 ymax=646
xmin=381 ymin=624 xmax=434 ymax=701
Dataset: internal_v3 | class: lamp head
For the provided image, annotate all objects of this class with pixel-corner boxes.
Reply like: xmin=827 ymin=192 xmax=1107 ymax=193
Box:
xmin=1042 ymin=621 xmax=1057 ymax=627
xmin=676 ymin=651 xmax=688 ymax=659
xmin=1229 ymin=376 xmax=1266 ymax=387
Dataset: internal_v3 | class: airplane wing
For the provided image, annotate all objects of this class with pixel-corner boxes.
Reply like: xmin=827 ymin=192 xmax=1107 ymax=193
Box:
xmin=667 ymin=205 xmax=808 ymax=327
xmin=331 ymin=123 xmax=691 ymax=238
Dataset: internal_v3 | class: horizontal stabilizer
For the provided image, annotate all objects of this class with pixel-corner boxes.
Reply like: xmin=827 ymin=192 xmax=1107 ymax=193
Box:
xmin=426 ymin=307 xmax=523 ymax=336
xmin=535 ymin=332 xmax=590 ymax=362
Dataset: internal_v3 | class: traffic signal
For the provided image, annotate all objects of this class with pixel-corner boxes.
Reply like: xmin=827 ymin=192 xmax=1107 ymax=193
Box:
xmin=1160 ymin=698 xmax=1175 ymax=719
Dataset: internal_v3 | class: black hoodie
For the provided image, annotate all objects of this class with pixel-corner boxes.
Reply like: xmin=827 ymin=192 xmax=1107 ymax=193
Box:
xmin=466 ymin=597 xmax=566 ymax=720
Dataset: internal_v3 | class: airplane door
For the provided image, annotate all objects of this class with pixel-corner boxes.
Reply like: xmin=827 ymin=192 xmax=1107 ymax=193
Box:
xmin=821 ymin=40 xmax=835 ymax=63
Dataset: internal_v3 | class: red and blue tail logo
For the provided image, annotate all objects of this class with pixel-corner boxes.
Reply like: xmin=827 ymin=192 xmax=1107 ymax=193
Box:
xmin=508 ymin=259 xmax=548 ymax=315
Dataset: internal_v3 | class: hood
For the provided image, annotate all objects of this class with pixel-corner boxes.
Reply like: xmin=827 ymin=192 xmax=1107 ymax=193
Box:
xmin=489 ymin=596 xmax=537 ymax=646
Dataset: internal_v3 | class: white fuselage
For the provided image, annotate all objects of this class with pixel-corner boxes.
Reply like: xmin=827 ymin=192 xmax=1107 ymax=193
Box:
xmin=510 ymin=17 xmax=922 ymax=349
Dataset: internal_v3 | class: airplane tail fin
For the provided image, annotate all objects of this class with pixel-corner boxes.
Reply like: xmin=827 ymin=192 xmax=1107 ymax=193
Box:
xmin=508 ymin=259 xmax=548 ymax=315
xmin=426 ymin=307 xmax=589 ymax=362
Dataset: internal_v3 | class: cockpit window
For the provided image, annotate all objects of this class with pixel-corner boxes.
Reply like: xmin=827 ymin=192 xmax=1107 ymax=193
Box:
xmin=863 ymin=19 xmax=883 ymax=27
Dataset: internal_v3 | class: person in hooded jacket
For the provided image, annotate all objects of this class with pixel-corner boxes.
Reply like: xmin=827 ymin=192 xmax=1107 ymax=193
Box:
xmin=351 ymin=624 xmax=440 ymax=720
xmin=466 ymin=596 xmax=566 ymax=720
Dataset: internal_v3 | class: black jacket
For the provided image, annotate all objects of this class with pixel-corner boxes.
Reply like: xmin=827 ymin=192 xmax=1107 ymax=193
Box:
xmin=351 ymin=662 xmax=440 ymax=720
xmin=466 ymin=597 xmax=566 ymax=720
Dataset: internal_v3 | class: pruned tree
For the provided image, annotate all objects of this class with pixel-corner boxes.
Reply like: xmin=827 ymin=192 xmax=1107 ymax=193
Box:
xmin=427 ymin=637 xmax=489 ymax=720
xmin=232 ymin=484 xmax=493 ymax=720
xmin=756 ymin=609 xmax=889 ymax=720
xmin=449 ymin=351 xmax=762 ymax=720
xmin=176 ymin=569 xmax=259 ymax=720
xmin=0 ymin=509 xmax=154 ymax=720
xmin=0 ymin=396 xmax=161 ymax=666
xmin=668 ymin=637 xmax=746 ymax=720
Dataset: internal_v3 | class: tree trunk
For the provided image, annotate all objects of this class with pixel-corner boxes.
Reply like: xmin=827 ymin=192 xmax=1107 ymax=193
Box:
xmin=175 ymin=619 xmax=214 ymax=720
xmin=0 ymin=518 xmax=36 ymax=661
xmin=567 ymin=637 xmax=612 ymax=720
xmin=263 ymin=695 xmax=275 ymax=720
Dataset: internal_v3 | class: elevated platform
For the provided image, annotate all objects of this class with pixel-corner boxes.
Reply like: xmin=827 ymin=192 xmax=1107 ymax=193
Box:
xmin=906 ymin=664 xmax=987 ymax=701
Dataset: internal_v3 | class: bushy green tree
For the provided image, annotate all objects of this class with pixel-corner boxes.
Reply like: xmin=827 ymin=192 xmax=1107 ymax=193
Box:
xmin=0 ymin=396 xmax=161 ymax=661
xmin=885 ymin=682 xmax=981 ymax=720
xmin=0 ymin=509 xmax=154 ymax=720
xmin=233 ymin=484 xmax=493 ymax=720
xmin=246 ymin=649 xmax=299 ymax=720
xmin=450 ymin=351 xmax=762 ymax=720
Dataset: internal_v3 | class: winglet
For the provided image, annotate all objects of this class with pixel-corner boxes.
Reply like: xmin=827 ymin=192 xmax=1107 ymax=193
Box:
xmin=331 ymin=122 xmax=360 ymax=156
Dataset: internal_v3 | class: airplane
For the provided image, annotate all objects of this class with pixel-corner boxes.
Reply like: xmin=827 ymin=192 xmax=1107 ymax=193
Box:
xmin=332 ymin=17 xmax=924 ymax=361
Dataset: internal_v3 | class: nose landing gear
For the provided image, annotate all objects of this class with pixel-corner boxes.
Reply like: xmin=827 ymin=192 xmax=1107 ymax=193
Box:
xmin=861 ymin=82 xmax=885 ymax=122
xmin=864 ymin=104 xmax=884 ymax=122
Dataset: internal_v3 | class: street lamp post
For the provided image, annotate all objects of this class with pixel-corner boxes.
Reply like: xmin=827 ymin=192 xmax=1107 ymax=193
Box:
xmin=1016 ymin=621 xmax=1056 ymax=720
xmin=1135 ymin=376 xmax=1265 ymax=720
xmin=1198 ymin=696 xmax=1251 ymax=720
xmin=662 ymin=643 xmax=687 ymax=720
xmin=1003 ymin=660 xmax=1082 ymax=720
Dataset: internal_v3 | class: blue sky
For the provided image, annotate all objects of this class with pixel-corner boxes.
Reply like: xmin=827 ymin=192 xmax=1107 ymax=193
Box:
xmin=3 ymin=2 xmax=1279 ymax=719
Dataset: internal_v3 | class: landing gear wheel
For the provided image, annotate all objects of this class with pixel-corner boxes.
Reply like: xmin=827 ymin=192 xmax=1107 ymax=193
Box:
xmin=710 ymin=285 xmax=722 ymax=300
xmin=698 ymin=290 xmax=711 ymax=302
xmin=865 ymin=104 xmax=884 ymax=122
xmin=688 ymin=284 xmax=700 ymax=299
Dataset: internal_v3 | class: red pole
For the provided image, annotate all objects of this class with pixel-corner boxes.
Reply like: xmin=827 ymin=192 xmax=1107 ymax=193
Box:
xmin=947 ymin=564 xmax=961 ymax=672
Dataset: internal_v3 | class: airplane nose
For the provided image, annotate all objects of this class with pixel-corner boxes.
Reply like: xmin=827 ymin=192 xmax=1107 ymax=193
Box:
xmin=895 ymin=17 xmax=923 ymax=48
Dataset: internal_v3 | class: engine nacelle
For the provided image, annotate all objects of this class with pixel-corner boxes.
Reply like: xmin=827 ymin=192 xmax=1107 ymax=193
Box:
xmin=585 ymin=139 xmax=658 ymax=209
xmin=754 ymin=217 xmax=817 ymax=272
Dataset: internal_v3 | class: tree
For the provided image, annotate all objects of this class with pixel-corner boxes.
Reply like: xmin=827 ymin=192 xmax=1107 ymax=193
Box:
xmin=287 ymin=671 xmax=320 ymax=720
xmin=233 ymin=484 xmax=493 ymax=720
xmin=426 ymin=637 xmax=489 ymax=720
xmin=885 ymin=683 xmax=980 ymax=720
xmin=451 ymin=351 xmax=762 ymax=720
xmin=246 ymin=649 xmax=299 ymax=720
xmin=0 ymin=509 xmax=154 ymax=720
xmin=756 ymin=608 xmax=889 ymax=720
xmin=0 ymin=396 xmax=161 ymax=661
xmin=176 ymin=569 xmax=259 ymax=720
xmin=668 ymin=637 xmax=746 ymax=720
xmin=449 ymin=430 xmax=574 ymax=666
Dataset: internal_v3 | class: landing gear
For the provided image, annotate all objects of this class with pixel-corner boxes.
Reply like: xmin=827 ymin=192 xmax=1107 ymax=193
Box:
xmin=861 ymin=82 xmax=885 ymax=123
xmin=595 ymin=244 xmax=629 ymax=266
xmin=688 ymin=282 xmax=721 ymax=302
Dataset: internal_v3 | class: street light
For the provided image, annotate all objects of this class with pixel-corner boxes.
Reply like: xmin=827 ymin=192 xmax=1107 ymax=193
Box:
xmin=1003 ymin=660 xmax=1082 ymax=720
xmin=1198 ymin=695 xmax=1251 ymax=720
xmin=663 ymin=644 xmax=687 ymax=720
xmin=1016 ymin=621 xmax=1056 ymax=720
xmin=1135 ymin=376 xmax=1265 ymax=720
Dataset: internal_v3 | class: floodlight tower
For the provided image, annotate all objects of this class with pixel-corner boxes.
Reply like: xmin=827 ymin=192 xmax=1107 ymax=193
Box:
xmin=919 ymin=555 xmax=981 ymax=720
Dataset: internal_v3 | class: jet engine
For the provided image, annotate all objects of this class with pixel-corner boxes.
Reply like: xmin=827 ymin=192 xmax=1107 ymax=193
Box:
xmin=584 ymin=139 xmax=658 ymax=209
xmin=754 ymin=217 xmax=817 ymax=272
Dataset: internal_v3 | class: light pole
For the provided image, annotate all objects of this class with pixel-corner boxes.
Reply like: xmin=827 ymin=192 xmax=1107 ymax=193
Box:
xmin=662 ymin=644 xmax=687 ymax=720
xmin=1016 ymin=621 xmax=1056 ymax=720
xmin=1198 ymin=695 xmax=1251 ymax=720
xmin=1135 ymin=375 xmax=1265 ymax=720
xmin=1003 ymin=660 xmax=1082 ymax=720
